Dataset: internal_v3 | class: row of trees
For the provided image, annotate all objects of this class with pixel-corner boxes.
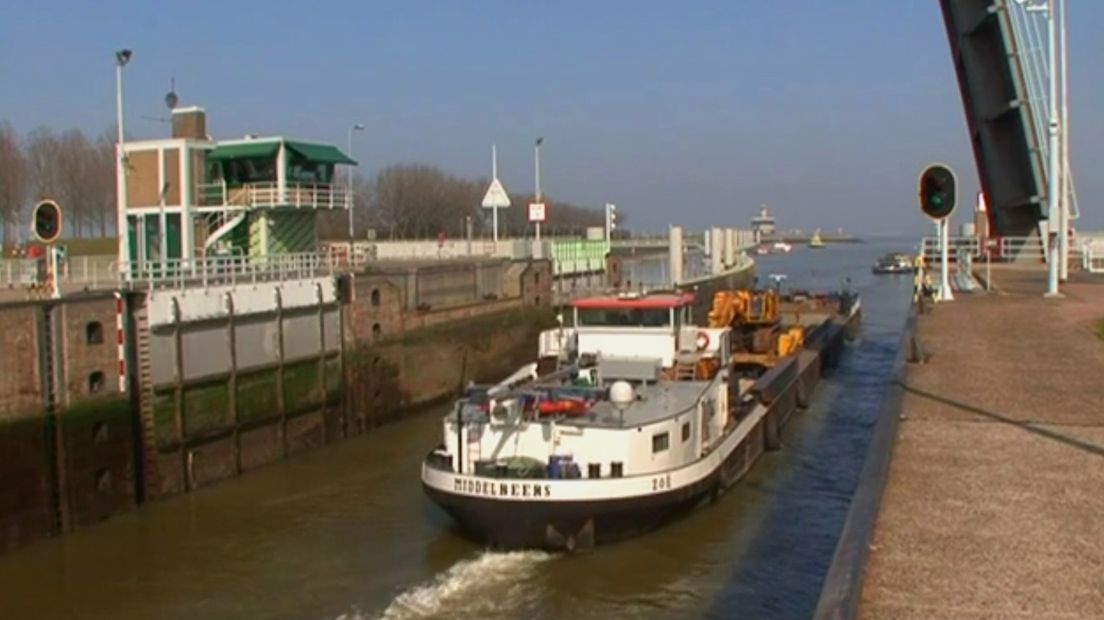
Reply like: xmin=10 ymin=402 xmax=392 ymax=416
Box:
xmin=0 ymin=122 xmax=116 ymax=246
xmin=319 ymin=163 xmax=618 ymax=240
xmin=0 ymin=120 xmax=617 ymax=246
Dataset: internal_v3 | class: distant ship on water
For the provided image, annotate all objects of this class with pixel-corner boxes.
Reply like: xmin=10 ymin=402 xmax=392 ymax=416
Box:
xmin=750 ymin=206 xmax=858 ymax=246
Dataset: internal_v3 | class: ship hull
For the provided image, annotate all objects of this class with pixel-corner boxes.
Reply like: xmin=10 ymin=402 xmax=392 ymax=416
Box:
xmin=423 ymin=475 xmax=714 ymax=550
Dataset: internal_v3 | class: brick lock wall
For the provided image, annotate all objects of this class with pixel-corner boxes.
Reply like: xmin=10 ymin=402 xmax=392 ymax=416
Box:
xmin=0 ymin=304 xmax=43 ymax=421
xmin=348 ymin=276 xmax=403 ymax=343
xmin=60 ymin=298 xmax=121 ymax=406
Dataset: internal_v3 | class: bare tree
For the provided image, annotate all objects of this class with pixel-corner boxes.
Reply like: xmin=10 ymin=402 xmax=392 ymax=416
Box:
xmin=25 ymin=127 xmax=61 ymax=201
xmin=0 ymin=122 xmax=28 ymax=246
xmin=88 ymin=131 xmax=117 ymax=237
xmin=54 ymin=129 xmax=92 ymax=237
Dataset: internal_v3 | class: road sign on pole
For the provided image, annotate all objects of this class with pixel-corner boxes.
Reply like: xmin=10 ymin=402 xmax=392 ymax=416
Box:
xmin=481 ymin=178 xmax=511 ymax=243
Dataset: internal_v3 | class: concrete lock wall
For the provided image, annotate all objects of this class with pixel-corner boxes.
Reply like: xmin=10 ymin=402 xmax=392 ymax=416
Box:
xmin=0 ymin=257 xmax=555 ymax=554
xmin=143 ymin=279 xmax=342 ymax=497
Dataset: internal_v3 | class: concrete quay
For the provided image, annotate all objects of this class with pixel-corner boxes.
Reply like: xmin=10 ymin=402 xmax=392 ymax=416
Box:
xmin=858 ymin=265 xmax=1104 ymax=619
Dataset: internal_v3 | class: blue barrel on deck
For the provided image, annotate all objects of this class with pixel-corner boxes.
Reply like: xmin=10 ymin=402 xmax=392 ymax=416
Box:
xmin=548 ymin=455 xmax=573 ymax=479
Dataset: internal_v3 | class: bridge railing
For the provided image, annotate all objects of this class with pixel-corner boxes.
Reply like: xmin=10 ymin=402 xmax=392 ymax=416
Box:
xmin=920 ymin=236 xmax=1088 ymax=264
xmin=1084 ymin=242 xmax=1104 ymax=274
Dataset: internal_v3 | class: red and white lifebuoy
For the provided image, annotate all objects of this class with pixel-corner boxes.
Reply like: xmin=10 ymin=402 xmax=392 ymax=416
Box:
xmin=695 ymin=331 xmax=711 ymax=351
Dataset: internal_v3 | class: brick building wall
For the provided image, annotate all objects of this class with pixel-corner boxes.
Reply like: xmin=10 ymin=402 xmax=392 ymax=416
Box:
xmin=0 ymin=304 xmax=43 ymax=421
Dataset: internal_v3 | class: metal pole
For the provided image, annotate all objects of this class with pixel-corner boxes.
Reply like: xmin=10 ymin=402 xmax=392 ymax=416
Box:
xmin=115 ymin=57 xmax=131 ymax=281
xmin=529 ymin=139 xmax=538 ymax=242
xmin=491 ymin=144 xmax=499 ymax=244
xmin=347 ymin=123 xmax=363 ymax=240
xmin=347 ymin=127 xmax=354 ymax=239
xmin=1058 ymin=0 xmax=1070 ymax=281
xmin=938 ymin=218 xmax=954 ymax=301
xmin=986 ymin=246 xmax=991 ymax=292
xmin=1045 ymin=0 xmax=1062 ymax=297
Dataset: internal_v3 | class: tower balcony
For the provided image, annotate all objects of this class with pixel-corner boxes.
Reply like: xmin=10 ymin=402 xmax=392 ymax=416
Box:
xmin=197 ymin=181 xmax=351 ymax=210
xmin=199 ymin=137 xmax=356 ymax=211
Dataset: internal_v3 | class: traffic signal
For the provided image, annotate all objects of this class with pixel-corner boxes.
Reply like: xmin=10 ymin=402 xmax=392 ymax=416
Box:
xmin=32 ymin=200 xmax=63 ymax=244
xmin=918 ymin=164 xmax=957 ymax=220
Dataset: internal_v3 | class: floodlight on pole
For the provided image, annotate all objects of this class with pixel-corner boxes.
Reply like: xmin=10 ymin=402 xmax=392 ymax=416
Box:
xmin=115 ymin=49 xmax=132 ymax=280
xmin=347 ymin=123 xmax=365 ymax=239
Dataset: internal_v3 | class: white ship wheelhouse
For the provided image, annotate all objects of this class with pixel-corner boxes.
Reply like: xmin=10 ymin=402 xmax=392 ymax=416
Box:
xmin=430 ymin=291 xmax=744 ymax=483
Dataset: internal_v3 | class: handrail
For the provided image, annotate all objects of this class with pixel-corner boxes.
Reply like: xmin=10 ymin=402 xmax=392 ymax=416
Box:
xmin=197 ymin=181 xmax=351 ymax=209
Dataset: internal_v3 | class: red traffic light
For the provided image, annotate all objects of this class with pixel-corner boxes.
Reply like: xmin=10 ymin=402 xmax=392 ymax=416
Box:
xmin=32 ymin=199 xmax=63 ymax=244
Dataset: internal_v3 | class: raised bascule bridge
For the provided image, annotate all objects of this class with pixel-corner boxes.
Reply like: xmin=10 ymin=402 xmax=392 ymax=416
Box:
xmin=938 ymin=0 xmax=1085 ymax=265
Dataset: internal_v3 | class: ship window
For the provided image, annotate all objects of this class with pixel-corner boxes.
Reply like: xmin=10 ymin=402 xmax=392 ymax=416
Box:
xmin=652 ymin=432 xmax=670 ymax=453
xmin=588 ymin=463 xmax=601 ymax=478
xmin=611 ymin=462 xmax=623 ymax=477
xmin=577 ymin=307 xmax=670 ymax=327
xmin=682 ymin=422 xmax=691 ymax=442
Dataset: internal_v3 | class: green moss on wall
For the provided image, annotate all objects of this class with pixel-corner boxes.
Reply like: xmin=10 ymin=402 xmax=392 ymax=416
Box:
xmin=324 ymin=357 xmax=342 ymax=405
xmin=283 ymin=361 xmax=322 ymax=414
xmin=152 ymin=389 xmax=177 ymax=448
xmin=237 ymin=368 xmax=281 ymax=424
xmin=387 ymin=308 xmax=555 ymax=348
xmin=182 ymin=380 xmax=229 ymax=437
xmin=61 ymin=397 xmax=133 ymax=453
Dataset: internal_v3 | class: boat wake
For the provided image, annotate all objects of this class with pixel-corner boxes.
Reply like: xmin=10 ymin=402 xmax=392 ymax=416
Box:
xmin=350 ymin=550 xmax=554 ymax=620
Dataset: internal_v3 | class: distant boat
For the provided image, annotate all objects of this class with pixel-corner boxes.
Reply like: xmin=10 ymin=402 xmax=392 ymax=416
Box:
xmin=872 ymin=253 xmax=914 ymax=275
xmin=771 ymin=241 xmax=792 ymax=253
xmin=808 ymin=231 xmax=825 ymax=249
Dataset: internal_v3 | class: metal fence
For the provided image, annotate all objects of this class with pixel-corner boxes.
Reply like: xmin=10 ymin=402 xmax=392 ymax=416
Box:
xmin=1 ymin=255 xmax=119 ymax=290
xmin=1084 ymin=242 xmax=1104 ymax=274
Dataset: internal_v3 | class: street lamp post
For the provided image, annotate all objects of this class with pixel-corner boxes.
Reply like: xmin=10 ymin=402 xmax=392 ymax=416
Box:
xmin=1043 ymin=0 xmax=1062 ymax=297
xmin=534 ymin=137 xmax=543 ymax=243
xmin=115 ymin=49 xmax=132 ymax=281
xmin=1058 ymin=0 xmax=1070 ymax=281
xmin=347 ymin=123 xmax=365 ymax=240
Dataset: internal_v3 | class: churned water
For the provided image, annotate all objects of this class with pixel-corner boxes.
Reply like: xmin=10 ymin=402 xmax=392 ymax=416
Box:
xmin=0 ymin=239 xmax=913 ymax=620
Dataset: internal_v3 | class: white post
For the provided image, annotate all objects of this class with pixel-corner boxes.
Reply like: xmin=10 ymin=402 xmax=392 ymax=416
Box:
xmin=986 ymin=244 xmax=992 ymax=292
xmin=492 ymin=144 xmax=499 ymax=244
xmin=1058 ymin=0 xmax=1070 ymax=281
xmin=710 ymin=227 xmax=724 ymax=275
xmin=115 ymin=54 xmax=131 ymax=281
xmin=534 ymin=137 xmax=542 ymax=244
xmin=1045 ymin=0 xmax=1062 ymax=297
xmin=669 ymin=225 xmax=683 ymax=287
xmin=937 ymin=218 xmax=955 ymax=302
xmin=50 ymin=247 xmax=61 ymax=299
xmin=347 ymin=123 xmax=364 ymax=240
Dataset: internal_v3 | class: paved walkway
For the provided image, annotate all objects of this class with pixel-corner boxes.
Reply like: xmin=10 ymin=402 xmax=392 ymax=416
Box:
xmin=859 ymin=265 xmax=1104 ymax=619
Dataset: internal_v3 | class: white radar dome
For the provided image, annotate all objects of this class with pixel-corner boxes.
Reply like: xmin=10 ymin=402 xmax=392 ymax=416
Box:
xmin=609 ymin=381 xmax=635 ymax=411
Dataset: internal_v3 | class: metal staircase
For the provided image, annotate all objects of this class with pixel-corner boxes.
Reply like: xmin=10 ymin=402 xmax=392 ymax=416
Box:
xmin=203 ymin=209 xmax=247 ymax=253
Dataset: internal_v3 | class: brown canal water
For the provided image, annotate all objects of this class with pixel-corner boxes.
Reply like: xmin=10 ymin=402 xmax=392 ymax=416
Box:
xmin=0 ymin=240 xmax=915 ymax=620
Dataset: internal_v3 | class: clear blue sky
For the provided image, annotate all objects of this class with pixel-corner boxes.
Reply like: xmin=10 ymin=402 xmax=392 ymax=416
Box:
xmin=2 ymin=0 xmax=1101 ymax=234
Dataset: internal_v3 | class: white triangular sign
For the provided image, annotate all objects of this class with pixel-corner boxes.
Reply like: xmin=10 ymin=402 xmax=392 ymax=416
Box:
xmin=481 ymin=178 xmax=511 ymax=209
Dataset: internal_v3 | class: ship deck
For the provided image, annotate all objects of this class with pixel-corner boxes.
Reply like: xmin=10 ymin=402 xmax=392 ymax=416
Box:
xmin=564 ymin=380 xmax=714 ymax=428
